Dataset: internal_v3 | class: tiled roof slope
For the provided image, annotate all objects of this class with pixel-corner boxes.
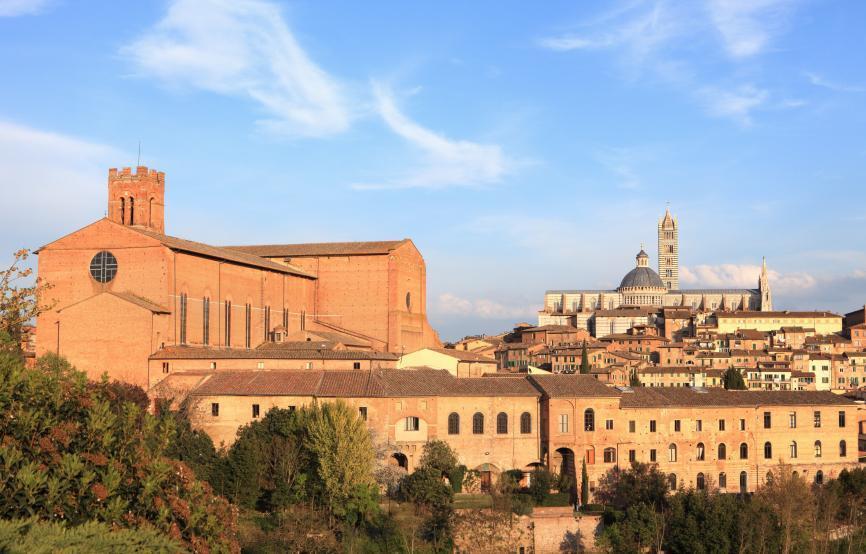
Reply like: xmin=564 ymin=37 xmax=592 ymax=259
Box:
xmin=190 ymin=368 xmax=540 ymax=398
xmin=225 ymin=240 xmax=409 ymax=258
xmin=129 ymin=226 xmax=315 ymax=278
xmin=619 ymin=387 xmax=854 ymax=408
xmin=528 ymin=375 xmax=622 ymax=398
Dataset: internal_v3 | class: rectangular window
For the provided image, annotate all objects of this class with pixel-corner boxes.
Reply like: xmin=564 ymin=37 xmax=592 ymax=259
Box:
xmin=211 ymin=403 xmax=219 ymax=417
xmin=288 ymin=405 xmax=296 ymax=412
xmin=605 ymin=419 xmax=614 ymax=430
xmin=252 ymin=404 xmax=260 ymax=418
xmin=405 ymin=416 xmax=420 ymax=431
xmin=763 ymin=412 xmax=771 ymax=429
xmin=256 ymin=361 xmax=264 ymax=369
xmin=245 ymin=303 xmax=251 ymax=349
xmin=629 ymin=420 xmax=636 ymax=433
xmin=789 ymin=412 xmax=797 ymax=428
xmin=353 ymin=362 xmax=361 ymax=370
xmin=719 ymin=419 xmax=726 ymax=431
xmin=696 ymin=420 xmax=703 ymax=432
xmin=739 ymin=418 xmax=746 ymax=431
xmin=650 ymin=449 xmax=657 ymax=462
xmin=264 ymin=305 xmax=270 ymax=341
xmin=224 ymin=301 xmax=232 ymax=347
xmin=814 ymin=411 xmax=821 ymax=428
xmin=839 ymin=411 xmax=846 ymax=428
xmin=559 ymin=414 xmax=569 ymax=433
xmin=629 ymin=449 xmax=636 ymax=463
xmin=359 ymin=407 xmax=367 ymax=421
xmin=162 ymin=362 xmax=169 ymax=374
xmin=202 ymin=297 xmax=210 ymax=346
xmin=282 ymin=307 xmax=289 ymax=329
xmin=179 ymin=293 xmax=188 ymax=345
xmin=650 ymin=420 xmax=657 ymax=432
xmin=674 ymin=420 xmax=681 ymax=432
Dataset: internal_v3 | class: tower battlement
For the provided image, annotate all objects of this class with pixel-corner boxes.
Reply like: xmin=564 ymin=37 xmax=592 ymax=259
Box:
xmin=107 ymin=166 xmax=166 ymax=234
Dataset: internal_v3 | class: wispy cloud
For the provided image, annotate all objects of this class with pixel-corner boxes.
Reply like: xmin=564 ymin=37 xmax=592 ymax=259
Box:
xmin=681 ymin=262 xmax=816 ymax=294
xmin=123 ymin=0 xmax=349 ymax=137
xmin=0 ymin=0 xmax=51 ymax=17
xmin=352 ymin=82 xmax=509 ymax=190
xmin=804 ymin=72 xmax=865 ymax=93
xmin=698 ymin=84 xmax=769 ymax=125
xmin=433 ymin=292 xmax=538 ymax=320
xmin=706 ymin=0 xmax=796 ymax=58
xmin=0 ymin=121 xmax=123 ymax=255
xmin=538 ymin=0 xmax=800 ymax=124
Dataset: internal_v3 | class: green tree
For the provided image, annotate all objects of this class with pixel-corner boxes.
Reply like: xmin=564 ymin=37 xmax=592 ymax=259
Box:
xmin=599 ymin=502 xmax=664 ymax=554
xmin=595 ymin=462 xmax=668 ymax=512
xmin=580 ymin=459 xmax=590 ymax=507
xmin=528 ymin=468 xmax=553 ymax=505
xmin=302 ymin=401 xmax=377 ymax=523
xmin=756 ymin=464 xmax=815 ymax=554
xmin=0 ymin=518 xmax=182 ymax=553
xmin=0 ymin=249 xmax=55 ymax=354
xmin=629 ymin=369 xmax=642 ymax=387
xmin=723 ymin=367 xmax=747 ymax=390
xmin=401 ymin=467 xmax=454 ymax=550
xmin=579 ymin=341 xmax=591 ymax=374
xmin=0 ymin=352 xmax=238 ymax=551
xmin=419 ymin=440 xmax=459 ymax=477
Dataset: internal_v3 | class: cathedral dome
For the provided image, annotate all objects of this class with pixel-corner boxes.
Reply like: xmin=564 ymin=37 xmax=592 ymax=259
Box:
xmin=619 ymin=266 xmax=665 ymax=290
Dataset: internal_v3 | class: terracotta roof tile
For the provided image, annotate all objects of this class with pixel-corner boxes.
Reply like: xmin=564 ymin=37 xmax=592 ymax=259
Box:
xmin=528 ymin=374 xmax=622 ymax=398
xmin=226 ymin=240 xmax=409 ymax=258
xmin=619 ymin=387 xmax=854 ymax=408
xmin=150 ymin=345 xmax=398 ymax=361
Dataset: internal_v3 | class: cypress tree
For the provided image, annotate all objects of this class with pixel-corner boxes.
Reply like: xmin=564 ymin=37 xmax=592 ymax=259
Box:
xmin=579 ymin=341 xmax=591 ymax=375
xmin=580 ymin=459 xmax=590 ymax=507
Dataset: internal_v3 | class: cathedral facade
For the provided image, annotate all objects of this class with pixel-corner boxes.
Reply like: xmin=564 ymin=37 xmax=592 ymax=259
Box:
xmin=539 ymin=208 xmax=772 ymax=335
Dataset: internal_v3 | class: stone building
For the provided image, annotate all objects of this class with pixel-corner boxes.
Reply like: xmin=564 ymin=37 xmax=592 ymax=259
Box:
xmin=35 ymin=166 xmax=439 ymax=388
xmin=174 ymin=371 xmax=861 ymax=497
xmin=538 ymin=208 xmax=773 ymax=336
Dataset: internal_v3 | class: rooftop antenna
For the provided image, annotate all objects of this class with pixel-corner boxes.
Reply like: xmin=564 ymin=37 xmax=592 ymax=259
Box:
xmin=137 ymin=140 xmax=141 ymax=166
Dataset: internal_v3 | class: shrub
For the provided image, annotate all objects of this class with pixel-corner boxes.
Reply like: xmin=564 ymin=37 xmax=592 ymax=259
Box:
xmin=0 ymin=518 xmax=182 ymax=553
xmin=528 ymin=468 xmax=553 ymax=505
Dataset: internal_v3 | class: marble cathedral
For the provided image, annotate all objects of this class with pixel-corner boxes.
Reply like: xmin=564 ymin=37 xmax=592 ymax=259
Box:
xmin=539 ymin=207 xmax=772 ymax=329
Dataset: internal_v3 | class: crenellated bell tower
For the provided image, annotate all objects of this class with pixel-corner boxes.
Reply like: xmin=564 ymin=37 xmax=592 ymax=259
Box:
xmin=107 ymin=166 xmax=165 ymax=234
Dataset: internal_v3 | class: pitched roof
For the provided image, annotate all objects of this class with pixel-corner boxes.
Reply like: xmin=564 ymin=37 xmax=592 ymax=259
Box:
xmin=411 ymin=347 xmax=497 ymax=362
xmin=128 ymin=226 xmax=315 ymax=278
xmin=619 ymin=387 xmax=854 ymax=408
xmin=149 ymin=345 xmax=399 ymax=361
xmin=528 ymin=374 xmax=622 ymax=398
xmin=107 ymin=291 xmax=171 ymax=313
xmin=188 ymin=368 xmax=540 ymax=398
xmin=225 ymin=240 xmax=409 ymax=258
xmin=716 ymin=310 xmax=841 ymax=319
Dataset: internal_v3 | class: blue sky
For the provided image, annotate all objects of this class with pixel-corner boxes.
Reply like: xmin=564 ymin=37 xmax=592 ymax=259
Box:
xmin=1 ymin=0 xmax=865 ymax=341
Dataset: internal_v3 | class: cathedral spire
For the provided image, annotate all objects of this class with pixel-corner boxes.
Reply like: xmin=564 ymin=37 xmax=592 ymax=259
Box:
xmin=759 ymin=256 xmax=773 ymax=311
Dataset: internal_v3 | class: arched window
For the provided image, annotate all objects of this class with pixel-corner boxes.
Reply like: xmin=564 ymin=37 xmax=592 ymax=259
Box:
xmin=840 ymin=440 xmax=847 ymax=457
xmin=448 ymin=413 xmax=460 ymax=435
xmin=496 ymin=412 xmax=508 ymax=434
xmin=603 ymin=447 xmax=616 ymax=463
xmin=739 ymin=443 xmax=748 ymax=459
xmin=668 ymin=443 xmax=677 ymax=462
xmin=739 ymin=471 xmax=748 ymax=493
xmin=814 ymin=440 xmax=822 ymax=458
xmin=584 ymin=409 xmax=595 ymax=431
xmin=790 ymin=441 xmax=798 ymax=459
xmin=668 ymin=473 xmax=677 ymax=491
xmin=149 ymin=197 xmax=154 ymax=227
xmin=718 ymin=443 xmax=727 ymax=460
xmin=815 ymin=471 xmax=824 ymax=485
xmin=129 ymin=197 xmax=135 ymax=225
xmin=696 ymin=443 xmax=705 ymax=461
xmin=120 ymin=197 xmax=125 ymax=224
xmin=764 ymin=441 xmax=772 ymax=459
xmin=766 ymin=471 xmax=774 ymax=484
xmin=520 ymin=412 xmax=531 ymax=434
xmin=697 ymin=473 xmax=706 ymax=490
xmin=719 ymin=472 xmax=727 ymax=489
xmin=473 ymin=413 xmax=484 ymax=434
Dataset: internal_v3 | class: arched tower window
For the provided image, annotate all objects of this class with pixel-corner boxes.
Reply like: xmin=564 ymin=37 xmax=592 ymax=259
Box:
xmin=520 ymin=412 xmax=531 ymax=434
xmin=584 ymin=409 xmax=595 ymax=431
xmin=496 ymin=412 xmax=508 ymax=434
xmin=764 ymin=442 xmax=772 ymax=459
xmin=129 ymin=197 xmax=135 ymax=226
xmin=448 ymin=413 xmax=460 ymax=435
xmin=120 ymin=197 xmax=125 ymax=224
xmin=473 ymin=413 xmax=484 ymax=434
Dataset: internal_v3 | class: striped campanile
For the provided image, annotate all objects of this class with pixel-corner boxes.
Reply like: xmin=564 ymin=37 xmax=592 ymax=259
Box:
xmin=657 ymin=206 xmax=679 ymax=290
